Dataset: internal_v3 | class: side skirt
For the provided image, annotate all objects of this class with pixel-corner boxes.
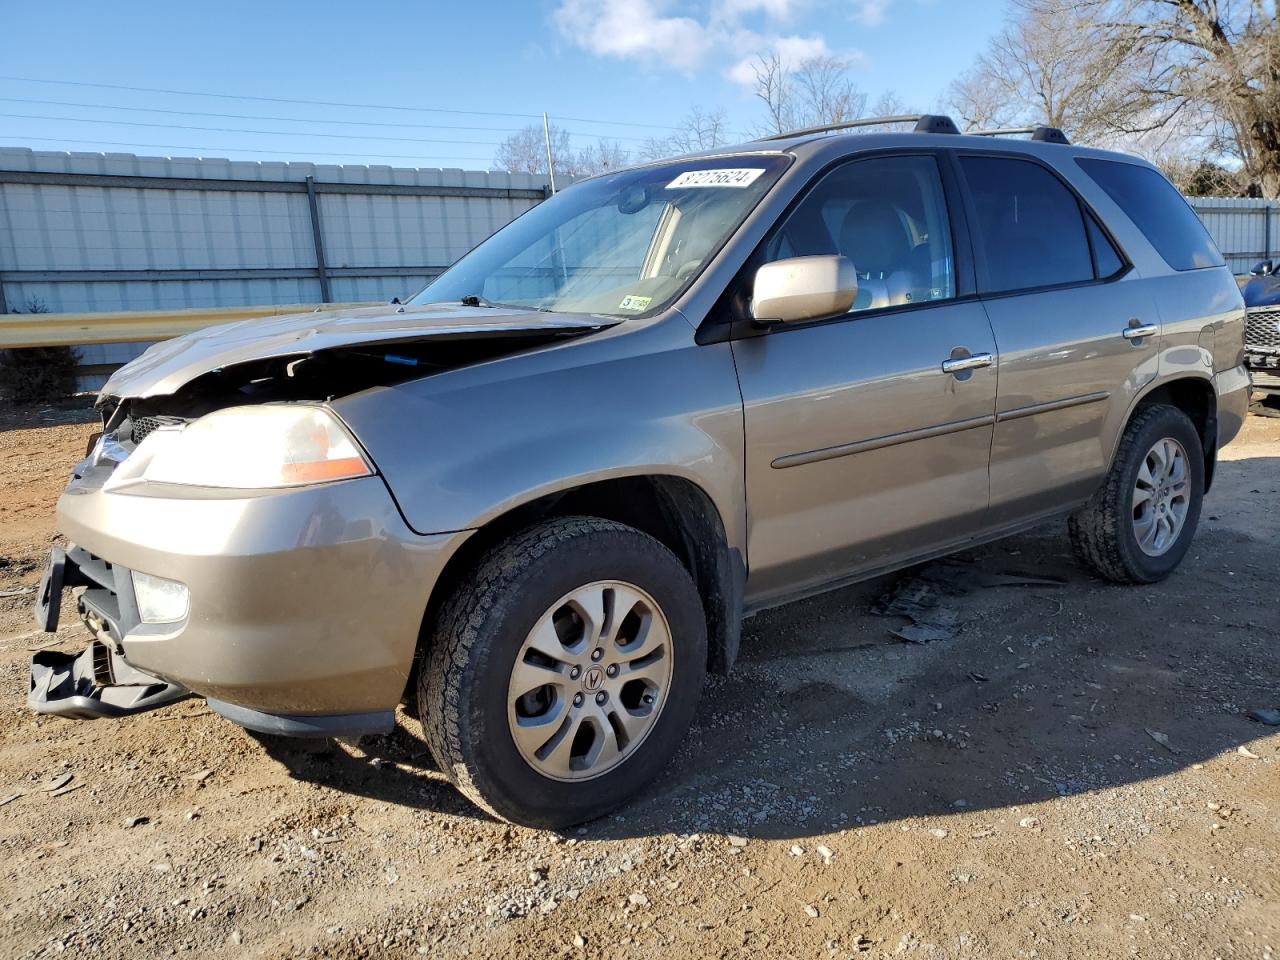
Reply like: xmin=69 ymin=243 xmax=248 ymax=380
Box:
xmin=742 ymin=504 xmax=1083 ymax=618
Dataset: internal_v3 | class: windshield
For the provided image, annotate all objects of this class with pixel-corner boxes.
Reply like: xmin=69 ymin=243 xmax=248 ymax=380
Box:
xmin=410 ymin=156 xmax=790 ymax=318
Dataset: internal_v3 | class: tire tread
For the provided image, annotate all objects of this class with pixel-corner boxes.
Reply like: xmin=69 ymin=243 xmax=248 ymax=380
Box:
xmin=1068 ymin=403 xmax=1199 ymax=584
xmin=420 ymin=516 xmax=680 ymax=822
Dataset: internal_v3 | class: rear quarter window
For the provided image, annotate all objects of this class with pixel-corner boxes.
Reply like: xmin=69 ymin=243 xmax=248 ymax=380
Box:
xmin=1077 ymin=158 xmax=1225 ymax=271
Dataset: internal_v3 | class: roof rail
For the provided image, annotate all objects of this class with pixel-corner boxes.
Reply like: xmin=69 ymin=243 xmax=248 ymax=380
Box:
xmin=761 ymin=114 xmax=961 ymax=141
xmin=968 ymin=125 xmax=1071 ymax=145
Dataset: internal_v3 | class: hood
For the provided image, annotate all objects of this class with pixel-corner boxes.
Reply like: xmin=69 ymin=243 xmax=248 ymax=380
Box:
xmin=1242 ymin=274 xmax=1280 ymax=308
xmin=101 ymin=302 xmax=619 ymax=400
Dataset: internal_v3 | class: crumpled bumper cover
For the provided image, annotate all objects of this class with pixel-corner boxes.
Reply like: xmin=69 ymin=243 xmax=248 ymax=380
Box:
xmin=29 ymin=640 xmax=190 ymax=720
xmin=34 ymin=474 xmax=469 ymax=727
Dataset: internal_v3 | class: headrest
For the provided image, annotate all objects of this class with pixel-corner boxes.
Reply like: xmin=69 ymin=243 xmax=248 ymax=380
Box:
xmin=838 ymin=201 xmax=911 ymax=276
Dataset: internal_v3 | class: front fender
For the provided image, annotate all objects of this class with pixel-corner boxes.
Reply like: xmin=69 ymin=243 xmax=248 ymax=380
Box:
xmin=331 ymin=315 xmax=748 ymax=556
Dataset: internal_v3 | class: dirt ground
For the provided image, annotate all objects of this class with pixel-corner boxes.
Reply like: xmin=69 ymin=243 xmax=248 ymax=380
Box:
xmin=0 ymin=403 xmax=1277 ymax=960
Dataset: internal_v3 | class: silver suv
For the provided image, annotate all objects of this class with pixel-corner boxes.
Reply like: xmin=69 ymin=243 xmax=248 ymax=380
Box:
xmin=30 ymin=116 xmax=1249 ymax=827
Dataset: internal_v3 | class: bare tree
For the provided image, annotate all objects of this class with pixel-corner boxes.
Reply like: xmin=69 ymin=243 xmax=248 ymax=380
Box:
xmin=951 ymin=0 xmax=1280 ymax=196
xmin=638 ymin=107 xmax=733 ymax=161
xmin=574 ymin=139 xmax=631 ymax=176
xmin=751 ymin=51 xmax=791 ymax=135
xmin=494 ymin=124 xmax=574 ymax=176
xmin=1157 ymin=154 xmax=1244 ymax=195
xmin=495 ymin=124 xmax=631 ymax=179
xmin=866 ymin=90 xmax=921 ymax=131
xmin=792 ymin=55 xmax=868 ymax=128
xmin=948 ymin=60 xmax=1019 ymax=131
xmin=946 ymin=0 xmax=1145 ymax=139
xmin=1086 ymin=0 xmax=1280 ymax=196
xmin=749 ymin=51 xmax=868 ymax=135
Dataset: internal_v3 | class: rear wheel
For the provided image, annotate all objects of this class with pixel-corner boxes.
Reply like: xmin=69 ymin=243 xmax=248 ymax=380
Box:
xmin=1068 ymin=403 xmax=1204 ymax=584
xmin=420 ymin=517 xmax=706 ymax=827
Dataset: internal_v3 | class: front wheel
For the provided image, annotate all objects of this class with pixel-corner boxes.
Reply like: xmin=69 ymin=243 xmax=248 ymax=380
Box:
xmin=420 ymin=517 xmax=707 ymax=827
xmin=1069 ymin=403 xmax=1205 ymax=584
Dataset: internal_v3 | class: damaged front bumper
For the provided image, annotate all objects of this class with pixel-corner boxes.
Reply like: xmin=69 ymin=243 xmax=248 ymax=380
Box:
xmin=29 ymin=545 xmax=190 ymax=719
xmin=32 ymin=473 xmax=470 ymax=735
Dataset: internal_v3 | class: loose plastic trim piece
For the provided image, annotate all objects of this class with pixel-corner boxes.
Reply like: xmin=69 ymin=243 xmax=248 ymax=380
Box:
xmin=207 ymin=699 xmax=395 ymax=738
xmin=28 ymin=642 xmax=190 ymax=719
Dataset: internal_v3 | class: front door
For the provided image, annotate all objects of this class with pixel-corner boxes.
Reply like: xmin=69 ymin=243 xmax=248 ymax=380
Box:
xmin=733 ymin=154 xmax=999 ymax=608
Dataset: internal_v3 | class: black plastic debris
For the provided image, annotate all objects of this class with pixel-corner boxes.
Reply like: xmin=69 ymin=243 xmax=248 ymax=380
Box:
xmin=29 ymin=641 xmax=190 ymax=719
xmin=1248 ymin=707 xmax=1280 ymax=726
xmin=873 ymin=559 xmax=1066 ymax=645
xmin=892 ymin=622 xmax=957 ymax=644
xmin=872 ymin=568 xmax=958 ymax=643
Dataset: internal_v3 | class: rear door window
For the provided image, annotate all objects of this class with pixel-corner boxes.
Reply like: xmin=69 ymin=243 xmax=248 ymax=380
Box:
xmin=959 ymin=155 xmax=1094 ymax=294
xmin=1076 ymin=158 xmax=1224 ymax=271
xmin=1086 ymin=215 xmax=1125 ymax=278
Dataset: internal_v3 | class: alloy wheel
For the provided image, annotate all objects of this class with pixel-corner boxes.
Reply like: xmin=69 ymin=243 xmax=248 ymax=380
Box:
xmin=506 ymin=580 xmax=673 ymax=781
xmin=1132 ymin=436 xmax=1190 ymax=557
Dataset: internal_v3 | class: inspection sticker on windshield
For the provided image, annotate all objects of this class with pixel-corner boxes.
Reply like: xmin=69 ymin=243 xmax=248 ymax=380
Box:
xmin=667 ymin=168 xmax=766 ymax=189
xmin=618 ymin=295 xmax=652 ymax=312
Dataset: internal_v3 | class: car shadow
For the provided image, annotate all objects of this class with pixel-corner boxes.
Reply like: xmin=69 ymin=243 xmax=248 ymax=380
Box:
xmin=0 ymin=401 xmax=97 ymax=433
xmin=251 ymin=449 xmax=1280 ymax=841
xmin=249 ymin=720 xmax=500 ymax=822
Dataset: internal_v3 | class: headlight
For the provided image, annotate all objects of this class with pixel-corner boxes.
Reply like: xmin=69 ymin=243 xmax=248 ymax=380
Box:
xmin=142 ymin=405 xmax=372 ymax=489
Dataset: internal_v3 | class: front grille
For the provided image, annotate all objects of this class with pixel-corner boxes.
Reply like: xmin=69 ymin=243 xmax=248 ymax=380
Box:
xmin=1245 ymin=306 xmax=1280 ymax=352
xmin=65 ymin=544 xmax=139 ymax=642
xmin=130 ymin=415 xmax=184 ymax=444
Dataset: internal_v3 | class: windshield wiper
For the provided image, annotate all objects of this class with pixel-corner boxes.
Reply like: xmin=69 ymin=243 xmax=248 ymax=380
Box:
xmin=450 ymin=294 xmax=555 ymax=313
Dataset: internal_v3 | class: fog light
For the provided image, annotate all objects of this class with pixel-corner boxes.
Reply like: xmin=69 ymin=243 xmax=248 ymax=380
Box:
xmin=132 ymin=571 xmax=190 ymax=624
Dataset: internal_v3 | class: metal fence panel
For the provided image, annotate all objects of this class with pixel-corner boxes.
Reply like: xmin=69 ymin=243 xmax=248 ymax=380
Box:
xmin=13 ymin=145 xmax=1280 ymax=387
xmin=1187 ymin=197 xmax=1279 ymax=275
xmin=0 ymin=148 xmax=550 ymax=385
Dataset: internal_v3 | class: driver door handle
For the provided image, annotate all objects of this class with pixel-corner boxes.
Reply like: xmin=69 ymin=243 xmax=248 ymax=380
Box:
xmin=941 ymin=352 xmax=994 ymax=374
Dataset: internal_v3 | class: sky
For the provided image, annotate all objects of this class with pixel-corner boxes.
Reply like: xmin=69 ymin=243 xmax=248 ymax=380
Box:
xmin=0 ymin=0 xmax=1010 ymax=170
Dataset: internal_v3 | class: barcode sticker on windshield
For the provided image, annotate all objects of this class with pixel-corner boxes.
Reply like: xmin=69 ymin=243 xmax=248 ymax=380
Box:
xmin=667 ymin=168 xmax=766 ymax=189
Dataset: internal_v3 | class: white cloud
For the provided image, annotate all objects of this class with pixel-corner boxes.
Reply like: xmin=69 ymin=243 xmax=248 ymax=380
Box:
xmin=552 ymin=0 xmax=867 ymax=79
xmin=772 ymin=34 xmax=833 ymax=64
xmin=552 ymin=0 xmax=828 ymax=74
xmin=716 ymin=0 xmax=800 ymax=18
xmin=725 ymin=53 xmax=762 ymax=87
xmin=552 ymin=0 xmax=715 ymax=72
xmin=852 ymin=0 xmax=891 ymax=25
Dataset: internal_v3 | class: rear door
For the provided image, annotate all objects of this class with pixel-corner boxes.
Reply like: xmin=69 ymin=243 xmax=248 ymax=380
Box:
xmin=732 ymin=153 xmax=999 ymax=607
xmin=955 ymin=153 xmax=1160 ymax=525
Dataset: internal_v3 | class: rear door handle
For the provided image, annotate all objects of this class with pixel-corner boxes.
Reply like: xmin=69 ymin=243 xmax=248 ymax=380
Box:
xmin=1122 ymin=323 xmax=1158 ymax=340
xmin=941 ymin=352 xmax=994 ymax=374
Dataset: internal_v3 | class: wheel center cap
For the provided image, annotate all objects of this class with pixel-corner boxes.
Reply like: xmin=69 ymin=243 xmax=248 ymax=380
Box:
xmin=582 ymin=665 xmax=605 ymax=692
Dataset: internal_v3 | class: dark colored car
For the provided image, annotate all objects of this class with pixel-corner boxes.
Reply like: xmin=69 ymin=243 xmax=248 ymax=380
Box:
xmin=1242 ymin=260 xmax=1280 ymax=395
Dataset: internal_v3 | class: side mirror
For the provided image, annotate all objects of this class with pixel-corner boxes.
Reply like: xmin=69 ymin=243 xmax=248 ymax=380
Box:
xmin=1252 ymin=259 xmax=1274 ymax=276
xmin=752 ymin=255 xmax=858 ymax=324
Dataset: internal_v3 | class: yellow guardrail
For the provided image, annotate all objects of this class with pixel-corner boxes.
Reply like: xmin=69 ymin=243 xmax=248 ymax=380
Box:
xmin=0 ymin=302 xmax=377 ymax=349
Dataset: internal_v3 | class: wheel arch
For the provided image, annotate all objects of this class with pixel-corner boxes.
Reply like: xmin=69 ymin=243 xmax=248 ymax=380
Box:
xmin=1124 ymin=375 xmax=1219 ymax=492
xmin=406 ymin=474 xmax=745 ymax=705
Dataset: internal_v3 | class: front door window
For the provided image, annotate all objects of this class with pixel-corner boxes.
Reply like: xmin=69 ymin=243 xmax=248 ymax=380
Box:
xmin=764 ymin=155 xmax=957 ymax=313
